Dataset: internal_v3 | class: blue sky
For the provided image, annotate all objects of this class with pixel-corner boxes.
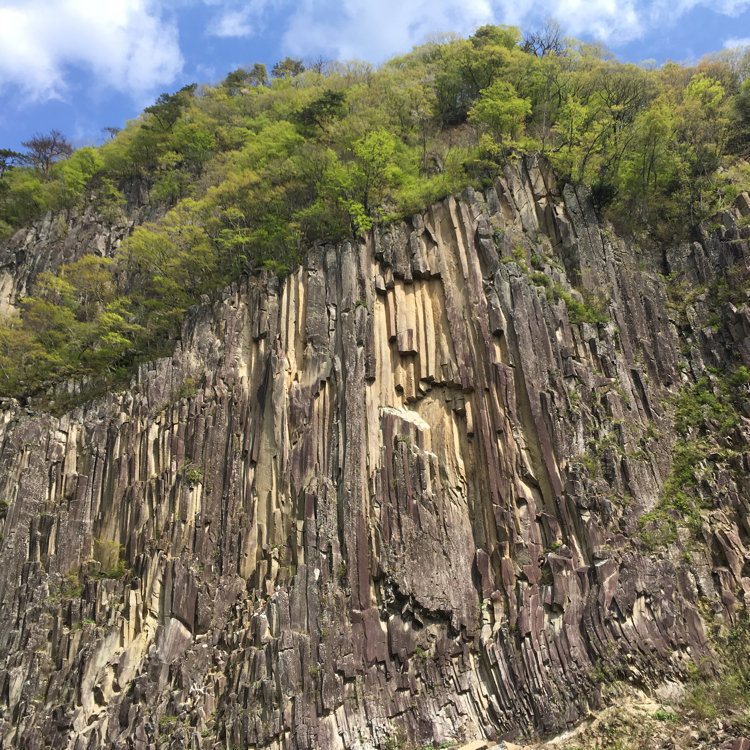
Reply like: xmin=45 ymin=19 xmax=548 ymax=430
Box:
xmin=1 ymin=0 xmax=749 ymax=153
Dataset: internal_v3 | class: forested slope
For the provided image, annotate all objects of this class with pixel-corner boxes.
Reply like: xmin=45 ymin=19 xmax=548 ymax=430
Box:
xmin=1 ymin=25 xmax=750 ymax=408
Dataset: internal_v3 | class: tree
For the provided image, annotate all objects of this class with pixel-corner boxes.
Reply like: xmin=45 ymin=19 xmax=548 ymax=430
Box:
xmin=248 ymin=63 xmax=269 ymax=87
xmin=272 ymin=57 xmax=305 ymax=79
xmin=731 ymin=78 xmax=750 ymax=151
xmin=144 ymin=84 xmax=197 ymax=131
xmin=305 ymin=55 xmax=330 ymax=75
xmin=102 ymin=126 xmax=121 ymax=141
xmin=0 ymin=314 xmax=59 ymax=396
xmin=0 ymin=149 xmax=21 ymax=177
xmin=469 ymin=80 xmax=531 ymax=146
xmin=522 ymin=18 xmax=565 ymax=57
xmin=224 ymin=63 xmax=269 ymax=94
xmin=21 ymin=130 xmax=73 ymax=178
xmin=297 ymin=90 xmax=347 ymax=132
xmin=471 ymin=24 xmax=522 ymax=51
xmin=350 ymin=128 xmax=398 ymax=217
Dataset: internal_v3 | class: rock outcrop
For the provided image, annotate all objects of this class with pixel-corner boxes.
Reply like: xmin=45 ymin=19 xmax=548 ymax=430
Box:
xmin=0 ymin=156 xmax=747 ymax=749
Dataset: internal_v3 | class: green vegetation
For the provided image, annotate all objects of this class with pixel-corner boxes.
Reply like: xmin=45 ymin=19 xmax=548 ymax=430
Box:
xmin=1 ymin=29 xmax=750 ymax=405
xmin=559 ymin=619 xmax=749 ymax=748
xmin=182 ymin=464 xmax=204 ymax=485
xmin=92 ymin=537 xmax=128 ymax=579
xmin=548 ymin=283 xmax=609 ymax=324
xmin=60 ymin=571 xmax=82 ymax=599
xmin=639 ymin=366 xmax=750 ymax=549
xmin=683 ymin=614 xmax=750 ymax=728
xmin=651 ymin=708 xmax=679 ymax=723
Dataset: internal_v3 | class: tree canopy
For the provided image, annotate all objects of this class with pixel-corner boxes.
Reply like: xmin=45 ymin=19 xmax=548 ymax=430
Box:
xmin=2 ymin=26 xmax=750 ymax=405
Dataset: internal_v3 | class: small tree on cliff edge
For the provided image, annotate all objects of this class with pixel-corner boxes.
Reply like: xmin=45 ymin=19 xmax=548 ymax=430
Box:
xmin=21 ymin=130 xmax=73 ymax=178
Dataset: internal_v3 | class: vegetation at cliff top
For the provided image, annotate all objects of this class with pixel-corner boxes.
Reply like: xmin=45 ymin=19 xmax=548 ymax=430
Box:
xmin=1 ymin=24 xmax=750 ymax=403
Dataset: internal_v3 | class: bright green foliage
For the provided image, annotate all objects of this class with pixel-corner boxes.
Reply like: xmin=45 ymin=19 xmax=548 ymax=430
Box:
xmin=0 ymin=314 xmax=59 ymax=394
xmin=0 ymin=255 xmax=146 ymax=398
xmin=2 ymin=29 xmax=750 ymax=403
xmin=469 ymin=80 xmax=531 ymax=145
xmin=351 ymin=128 xmax=399 ymax=211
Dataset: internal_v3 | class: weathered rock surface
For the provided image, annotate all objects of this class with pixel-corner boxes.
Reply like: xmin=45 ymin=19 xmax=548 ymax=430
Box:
xmin=0 ymin=156 xmax=747 ymax=749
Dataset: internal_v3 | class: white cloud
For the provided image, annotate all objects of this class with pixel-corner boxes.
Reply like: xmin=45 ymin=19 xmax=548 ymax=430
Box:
xmin=0 ymin=0 xmax=183 ymax=101
xmin=272 ymin=0 xmax=750 ymax=60
xmin=281 ymin=0 xmax=494 ymax=61
xmin=208 ymin=7 xmax=254 ymax=36
xmin=725 ymin=36 xmax=750 ymax=48
xmin=204 ymin=0 xmax=278 ymax=39
xmin=544 ymin=0 xmax=643 ymax=42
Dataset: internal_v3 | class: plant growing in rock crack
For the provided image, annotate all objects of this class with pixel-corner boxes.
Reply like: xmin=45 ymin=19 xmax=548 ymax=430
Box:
xmin=60 ymin=571 xmax=82 ymax=599
xmin=92 ymin=537 xmax=128 ymax=579
xmin=639 ymin=365 xmax=750 ymax=549
xmin=182 ymin=464 xmax=204 ymax=485
xmin=589 ymin=658 xmax=614 ymax=684
xmin=337 ymin=560 xmax=347 ymax=582
xmin=539 ymin=564 xmax=554 ymax=586
xmin=174 ymin=376 xmax=198 ymax=401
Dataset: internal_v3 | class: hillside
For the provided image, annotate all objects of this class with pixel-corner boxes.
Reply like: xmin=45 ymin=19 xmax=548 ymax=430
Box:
xmin=0 ymin=27 xmax=748 ymax=750
xmin=1 ymin=27 xmax=749 ymax=408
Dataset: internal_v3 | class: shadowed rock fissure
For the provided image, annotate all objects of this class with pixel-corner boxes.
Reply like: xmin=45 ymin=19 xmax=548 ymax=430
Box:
xmin=0 ymin=156 xmax=748 ymax=749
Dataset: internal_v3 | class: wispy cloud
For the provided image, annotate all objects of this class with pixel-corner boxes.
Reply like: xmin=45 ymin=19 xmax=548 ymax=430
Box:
xmin=0 ymin=0 xmax=183 ymax=102
xmin=207 ymin=7 xmax=254 ymax=37
xmin=203 ymin=0 xmax=278 ymax=39
xmin=273 ymin=0 xmax=750 ymax=59
xmin=3 ymin=0 xmax=750 ymax=108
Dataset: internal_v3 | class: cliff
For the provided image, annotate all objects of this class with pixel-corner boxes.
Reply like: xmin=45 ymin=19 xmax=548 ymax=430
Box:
xmin=0 ymin=156 xmax=748 ymax=749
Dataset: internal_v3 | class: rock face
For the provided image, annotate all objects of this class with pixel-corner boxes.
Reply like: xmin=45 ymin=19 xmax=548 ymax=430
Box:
xmin=0 ymin=156 xmax=747 ymax=749
xmin=0 ymin=182 xmax=154 ymax=316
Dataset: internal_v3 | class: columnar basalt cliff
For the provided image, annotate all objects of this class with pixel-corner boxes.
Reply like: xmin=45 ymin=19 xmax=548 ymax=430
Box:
xmin=0 ymin=156 xmax=748 ymax=749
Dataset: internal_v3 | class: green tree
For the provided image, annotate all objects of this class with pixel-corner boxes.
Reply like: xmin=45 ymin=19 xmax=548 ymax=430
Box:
xmin=298 ymin=90 xmax=347 ymax=132
xmin=272 ymin=57 xmax=305 ymax=80
xmin=0 ymin=149 xmax=21 ymax=177
xmin=0 ymin=314 xmax=59 ymax=396
xmin=469 ymin=80 xmax=531 ymax=147
xmin=351 ymin=128 xmax=398 ymax=212
xmin=145 ymin=84 xmax=198 ymax=131
xmin=224 ymin=63 xmax=269 ymax=94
